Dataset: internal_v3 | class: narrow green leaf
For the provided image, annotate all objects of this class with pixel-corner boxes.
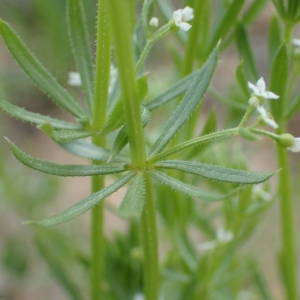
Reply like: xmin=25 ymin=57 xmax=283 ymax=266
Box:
xmin=149 ymin=128 xmax=239 ymax=162
xmin=0 ymin=97 xmax=81 ymax=130
xmin=285 ymin=92 xmax=300 ymax=118
xmin=185 ymin=109 xmax=217 ymax=159
xmin=25 ymin=173 xmax=134 ymax=226
xmin=156 ymin=160 xmax=274 ymax=184
xmin=0 ymin=19 xmax=86 ymax=118
xmin=35 ymin=234 xmax=82 ymax=300
xmin=209 ymin=0 xmax=246 ymax=50
xmin=111 ymin=106 xmax=151 ymax=157
xmin=67 ymin=0 xmax=94 ymax=108
xmin=60 ymin=140 xmax=127 ymax=162
xmin=40 ymin=126 xmax=92 ymax=143
xmin=150 ymin=47 xmax=218 ymax=155
xmin=145 ymin=71 xmax=197 ymax=111
xmin=151 ymin=171 xmax=226 ymax=201
xmin=270 ymin=44 xmax=288 ymax=120
xmin=118 ymin=174 xmax=145 ymax=218
xmin=7 ymin=139 xmax=127 ymax=176
xmin=236 ymin=24 xmax=258 ymax=81
xmin=242 ymin=0 xmax=268 ymax=24
xmin=268 ymin=16 xmax=282 ymax=67
xmin=235 ymin=62 xmax=250 ymax=97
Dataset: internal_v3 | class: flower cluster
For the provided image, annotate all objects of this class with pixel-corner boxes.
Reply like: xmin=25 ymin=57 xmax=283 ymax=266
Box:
xmin=172 ymin=6 xmax=194 ymax=32
xmin=248 ymin=77 xmax=279 ymax=129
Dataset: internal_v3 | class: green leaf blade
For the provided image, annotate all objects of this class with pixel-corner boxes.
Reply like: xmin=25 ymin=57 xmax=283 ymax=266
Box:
xmin=156 ymin=160 xmax=274 ymax=184
xmin=0 ymin=97 xmax=81 ymax=130
xmin=26 ymin=173 xmax=134 ymax=226
xmin=270 ymin=44 xmax=288 ymax=120
xmin=118 ymin=174 xmax=145 ymax=218
xmin=67 ymin=0 xmax=94 ymax=108
xmin=151 ymin=171 xmax=225 ymax=201
xmin=150 ymin=47 xmax=218 ymax=155
xmin=0 ymin=19 xmax=86 ymax=118
xmin=7 ymin=140 xmax=126 ymax=176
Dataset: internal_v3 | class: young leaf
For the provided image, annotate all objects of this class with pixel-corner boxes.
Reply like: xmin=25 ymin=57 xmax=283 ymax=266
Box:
xmin=7 ymin=139 xmax=127 ymax=176
xmin=156 ymin=160 xmax=274 ymax=184
xmin=270 ymin=44 xmax=288 ymax=120
xmin=150 ymin=171 xmax=226 ymax=201
xmin=150 ymin=47 xmax=218 ymax=155
xmin=0 ymin=19 xmax=86 ymax=119
xmin=118 ymin=174 xmax=145 ymax=218
xmin=25 ymin=173 xmax=135 ymax=226
xmin=67 ymin=0 xmax=94 ymax=108
xmin=0 ymin=97 xmax=81 ymax=130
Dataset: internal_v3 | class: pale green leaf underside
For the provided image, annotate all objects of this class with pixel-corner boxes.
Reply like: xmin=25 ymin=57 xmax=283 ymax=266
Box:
xmin=8 ymin=140 xmax=126 ymax=176
xmin=156 ymin=160 xmax=274 ymax=184
xmin=67 ymin=0 xmax=94 ymax=108
xmin=0 ymin=19 xmax=86 ymax=118
xmin=60 ymin=140 xmax=128 ymax=162
xmin=150 ymin=171 xmax=226 ymax=201
xmin=0 ymin=97 xmax=81 ymax=130
xmin=150 ymin=47 xmax=218 ymax=155
xmin=26 ymin=173 xmax=134 ymax=226
xmin=118 ymin=174 xmax=146 ymax=218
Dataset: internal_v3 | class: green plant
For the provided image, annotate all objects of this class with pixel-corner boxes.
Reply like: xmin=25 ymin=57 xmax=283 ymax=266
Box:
xmin=1 ymin=0 xmax=299 ymax=299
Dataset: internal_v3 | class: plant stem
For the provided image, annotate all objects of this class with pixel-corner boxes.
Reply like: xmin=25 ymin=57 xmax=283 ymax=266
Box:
xmin=109 ymin=2 xmax=159 ymax=299
xmin=141 ymin=173 xmax=159 ymax=300
xmin=91 ymin=0 xmax=111 ymax=299
xmin=276 ymin=124 xmax=298 ymax=300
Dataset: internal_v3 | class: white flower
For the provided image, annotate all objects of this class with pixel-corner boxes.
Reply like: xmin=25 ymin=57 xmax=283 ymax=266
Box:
xmin=256 ymin=105 xmax=278 ymax=129
xmin=292 ymin=38 xmax=300 ymax=47
xmin=68 ymin=72 xmax=81 ymax=86
xmin=133 ymin=293 xmax=144 ymax=300
xmin=172 ymin=6 xmax=194 ymax=32
xmin=253 ymin=185 xmax=272 ymax=202
xmin=216 ymin=228 xmax=234 ymax=243
xmin=287 ymin=137 xmax=300 ymax=152
xmin=199 ymin=227 xmax=233 ymax=252
xmin=248 ymin=77 xmax=279 ymax=100
xmin=149 ymin=17 xmax=159 ymax=28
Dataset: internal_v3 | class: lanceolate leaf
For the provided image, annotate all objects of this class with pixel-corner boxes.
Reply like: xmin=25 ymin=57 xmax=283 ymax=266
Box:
xmin=145 ymin=71 xmax=197 ymax=111
xmin=60 ymin=140 xmax=127 ymax=162
xmin=150 ymin=171 xmax=225 ymax=201
xmin=26 ymin=173 xmax=135 ymax=226
xmin=0 ymin=97 xmax=81 ymax=130
xmin=118 ymin=174 xmax=146 ymax=218
xmin=0 ymin=19 xmax=86 ymax=118
xmin=150 ymin=48 xmax=218 ymax=155
xmin=7 ymin=139 xmax=127 ymax=176
xmin=156 ymin=160 xmax=274 ymax=184
xmin=41 ymin=127 xmax=92 ymax=143
xmin=270 ymin=44 xmax=288 ymax=120
xmin=67 ymin=0 xmax=94 ymax=108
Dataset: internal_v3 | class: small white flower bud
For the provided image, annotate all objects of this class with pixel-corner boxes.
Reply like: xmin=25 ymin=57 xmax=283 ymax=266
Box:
xmin=149 ymin=17 xmax=159 ymax=28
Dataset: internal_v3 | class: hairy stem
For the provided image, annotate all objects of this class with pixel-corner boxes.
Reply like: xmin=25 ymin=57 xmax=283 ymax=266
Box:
xmin=91 ymin=0 xmax=111 ymax=299
xmin=276 ymin=125 xmax=298 ymax=300
xmin=109 ymin=1 xmax=159 ymax=299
